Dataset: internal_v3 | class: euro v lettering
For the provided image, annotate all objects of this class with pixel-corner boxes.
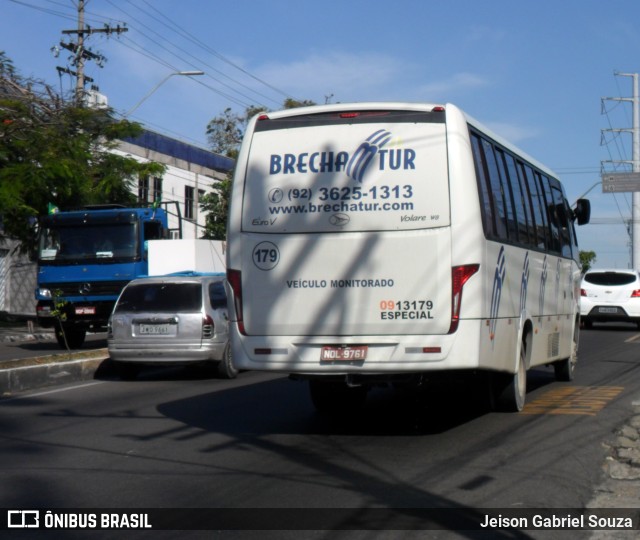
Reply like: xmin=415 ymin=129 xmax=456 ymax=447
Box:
xmin=252 ymin=217 xmax=277 ymax=226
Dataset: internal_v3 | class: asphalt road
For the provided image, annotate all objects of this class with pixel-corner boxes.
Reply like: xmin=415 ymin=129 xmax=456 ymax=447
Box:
xmin=0 ymin=325 xmax=639 ymax=539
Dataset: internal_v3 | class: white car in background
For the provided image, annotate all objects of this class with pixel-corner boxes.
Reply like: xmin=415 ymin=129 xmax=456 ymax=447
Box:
xmin=580 ymin=269 xmax=640 ymax=329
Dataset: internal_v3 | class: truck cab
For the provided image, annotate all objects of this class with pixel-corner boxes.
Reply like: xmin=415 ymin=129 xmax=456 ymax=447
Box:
xmin=35 ymin=203 xmax=181 ymax=348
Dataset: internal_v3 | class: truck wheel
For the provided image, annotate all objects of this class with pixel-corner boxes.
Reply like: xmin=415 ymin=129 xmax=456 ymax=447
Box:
xmin=54 ymin=325 xmax=86 ymax=349
xmin=216 ymin=343 xmax=238 ymax=379
xmin=309 ymin=380 xmax=368 ymax=415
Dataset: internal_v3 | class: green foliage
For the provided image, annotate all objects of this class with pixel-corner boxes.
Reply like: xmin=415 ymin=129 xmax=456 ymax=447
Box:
xmin=205 ymin=107 xmax=246 ymax=159
xmin=50 ymin=289 xmax=71 ymax=352
xmin=202 ymin=98 xmax=317 ymax=239
xmin=283 ymin=98 xmax=316 ymax=109
xmin=200 ymin=175 xmax=232 ymax=240
xmin=205 ymin=100 xmax=316 ymax=159
xmin=0 ymin=51 xmax=166 ymax=252
xmin=579 ymin=250 xmax=597 ymax=273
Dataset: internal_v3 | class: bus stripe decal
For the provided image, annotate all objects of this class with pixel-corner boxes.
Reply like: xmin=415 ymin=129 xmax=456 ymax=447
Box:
xmin=490 ymin=246 xmax=506 ymax=340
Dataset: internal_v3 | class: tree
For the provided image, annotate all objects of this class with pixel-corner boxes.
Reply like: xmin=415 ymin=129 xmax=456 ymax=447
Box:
xmin=579 ymin=250 xmax=596 ymax=273
xmin=205 ymin=105 xmax=267 ymax=160
xmin=201 ymin=99 xmax=316 ymax=239
xmin=199 ymin=176 xmax=231 ymax=241
xmin=0 ymin=51 xmax=165 ymax=252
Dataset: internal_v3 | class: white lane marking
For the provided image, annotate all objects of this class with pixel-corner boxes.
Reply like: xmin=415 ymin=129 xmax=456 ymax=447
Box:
xmin=1 ymin=381 xmax=106 ymax=402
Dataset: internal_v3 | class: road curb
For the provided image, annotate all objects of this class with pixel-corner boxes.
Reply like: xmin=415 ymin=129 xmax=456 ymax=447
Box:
xmin=0 ymin=351 xmax=115 ymax=397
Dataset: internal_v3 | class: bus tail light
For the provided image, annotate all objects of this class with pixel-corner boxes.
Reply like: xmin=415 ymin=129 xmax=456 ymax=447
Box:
xmin=226 ymin=269 xmax=246 ymax=335
xmin=448 ymin=264 xmax=480 ymax=334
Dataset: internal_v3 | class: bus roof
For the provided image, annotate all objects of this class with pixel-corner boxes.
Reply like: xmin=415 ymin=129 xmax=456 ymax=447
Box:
xmin=253 ymin=101 xmax=560 ymax=181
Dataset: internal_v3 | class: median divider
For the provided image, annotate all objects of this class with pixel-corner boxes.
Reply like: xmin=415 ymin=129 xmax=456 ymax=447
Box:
xmin=0 ymin=349 xmax=114 ymax=397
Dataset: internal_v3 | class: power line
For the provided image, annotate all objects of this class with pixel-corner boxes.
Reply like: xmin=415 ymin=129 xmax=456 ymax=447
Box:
xmin=138 ymin=0 xmax=292 ymax=101
xmin=10 ymin=0 xmax=293 ymax=111
xmin=104 ymin=0 xmax=289 ymax=109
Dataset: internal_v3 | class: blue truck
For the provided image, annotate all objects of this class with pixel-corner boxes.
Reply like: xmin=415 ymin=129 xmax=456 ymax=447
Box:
xmin=35 ymin=203 xmax=182 ymax=348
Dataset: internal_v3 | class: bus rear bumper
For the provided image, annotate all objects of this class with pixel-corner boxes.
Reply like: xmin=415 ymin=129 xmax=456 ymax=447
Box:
xmin=230 ymin=319 xmax=486 ymax=375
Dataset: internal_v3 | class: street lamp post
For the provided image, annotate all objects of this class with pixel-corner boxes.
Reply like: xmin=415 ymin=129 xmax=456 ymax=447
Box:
xmin=125 ymin=70 xmax=204 ymax=116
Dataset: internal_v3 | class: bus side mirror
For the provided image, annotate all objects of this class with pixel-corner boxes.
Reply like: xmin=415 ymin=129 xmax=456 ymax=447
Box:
xmin=573 ymin=199 xmax=591 ymax=225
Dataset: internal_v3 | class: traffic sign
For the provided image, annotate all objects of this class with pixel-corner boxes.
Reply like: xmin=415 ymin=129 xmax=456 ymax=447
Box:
xmin=602 ymin=172 xmax=640 ymax=193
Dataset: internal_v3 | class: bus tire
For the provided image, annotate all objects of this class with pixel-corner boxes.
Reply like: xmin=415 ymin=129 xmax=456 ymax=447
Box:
xmin=309 ymin=380 xmax=367 ymax=415
xmin=496 ymin=336 xmax=528 ymax=412
xmin=555 ymin=323 xmax=578 ymax=382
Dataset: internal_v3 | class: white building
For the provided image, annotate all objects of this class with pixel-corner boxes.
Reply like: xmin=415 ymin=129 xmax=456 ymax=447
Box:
xmin=0 ymin=130 xmax=234 ymax=317
xmin=116 ymin=129 xmax=234 ymax=238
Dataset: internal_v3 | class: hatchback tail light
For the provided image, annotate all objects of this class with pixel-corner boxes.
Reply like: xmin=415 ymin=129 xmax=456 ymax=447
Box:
xmin=202 ymin=314 xmax=214 ymax=339
xmin=631 ymin=290 xmax=640 ymax=298
xmin=581 ymin=289 xmax=587 ymax=297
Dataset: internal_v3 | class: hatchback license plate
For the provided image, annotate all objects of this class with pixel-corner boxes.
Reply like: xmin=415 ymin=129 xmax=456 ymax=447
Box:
xmin=321 ymin=346 xmax=368 ymax=361
xmin=139 ymin=324 xmax=170 ymax=335
xmin=598 ymin=307 xmax=619 ymax=314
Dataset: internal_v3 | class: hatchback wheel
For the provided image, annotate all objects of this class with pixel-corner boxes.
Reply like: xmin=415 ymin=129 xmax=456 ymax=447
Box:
xmin=217 ymin=343 xmax=238 ymax=379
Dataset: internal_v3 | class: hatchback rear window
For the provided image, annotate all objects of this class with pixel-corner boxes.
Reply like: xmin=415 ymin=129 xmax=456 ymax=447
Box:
xmin=208 ymin=281 xmax=227 ymax=310
xmin=115 ymin=283 xmax=202 ymax=313
xmin=584 ymin=272 xmax=637 ymax=286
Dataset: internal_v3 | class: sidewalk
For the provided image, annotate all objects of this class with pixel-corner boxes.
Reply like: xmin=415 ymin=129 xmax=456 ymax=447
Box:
xmin=0 ymin=318 xmax=55 ymax=343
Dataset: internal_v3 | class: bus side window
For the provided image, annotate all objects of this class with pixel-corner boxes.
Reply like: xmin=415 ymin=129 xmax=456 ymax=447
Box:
xmin=481 ymin=138 xmax=510 ymax=241
xmin=495 ymin=148 xmax=519 ymax=243
xmin=521 ymin=163 xmax=549 ymax=250
xmin=549 ymin=179 xmax=574 ymax=258
xmin=567 ymin=203 xmax=580 ymax=262
xmin=504 ymin=153 xmax=532 ymax=246
xmin=471 ymin=133 xmax=497 ymax=238
xmin=539 ymin=174 xmax=562 ymax=255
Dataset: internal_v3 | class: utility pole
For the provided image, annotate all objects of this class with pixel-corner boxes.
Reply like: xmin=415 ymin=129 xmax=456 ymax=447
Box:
xmin=57 ymin=0 xmax=127 ymax=103
xmin=602 ymin=72 xmax=640 ymax=268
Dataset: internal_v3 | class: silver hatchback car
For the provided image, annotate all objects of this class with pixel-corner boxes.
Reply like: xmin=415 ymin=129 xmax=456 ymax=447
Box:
xmin=107 ymin=273 xmax=236 ymax=380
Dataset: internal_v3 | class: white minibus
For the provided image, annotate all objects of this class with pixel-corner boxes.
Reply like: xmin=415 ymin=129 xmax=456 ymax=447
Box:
xmin=225 ymin=102 xmax=590 ymax=412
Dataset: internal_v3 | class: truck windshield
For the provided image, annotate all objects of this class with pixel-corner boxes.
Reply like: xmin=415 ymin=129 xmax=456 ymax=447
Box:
xmin=38 ymin=223 xmax=139 ymax=264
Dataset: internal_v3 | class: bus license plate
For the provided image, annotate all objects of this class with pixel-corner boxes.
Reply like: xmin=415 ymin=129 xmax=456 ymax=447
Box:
xmin=139 ymin=324 xmax=170 ymax=335
xmin=321 ymin=346 xmax=368 ymax=361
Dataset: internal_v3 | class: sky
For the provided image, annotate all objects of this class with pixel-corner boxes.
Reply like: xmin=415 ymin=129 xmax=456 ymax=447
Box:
xmin=3 ymin=0 xmax=640 ymax=269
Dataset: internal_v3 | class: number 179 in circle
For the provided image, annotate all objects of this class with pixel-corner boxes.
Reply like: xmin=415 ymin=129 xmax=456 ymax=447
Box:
xmin=253 ymin=241 xmax=280 ymax=271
